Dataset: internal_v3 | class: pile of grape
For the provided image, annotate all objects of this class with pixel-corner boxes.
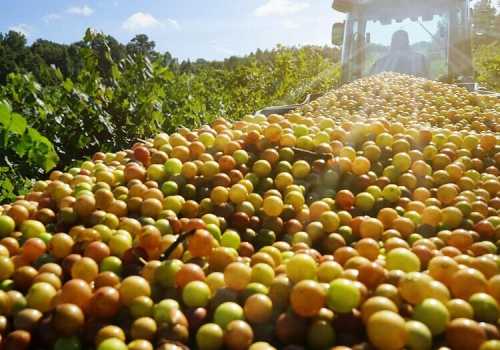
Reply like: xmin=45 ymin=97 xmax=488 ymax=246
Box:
xmin=305 ymin=73 xmax=499 ymax=133
xmin=0 ymin=73 xmax=498 ymax=350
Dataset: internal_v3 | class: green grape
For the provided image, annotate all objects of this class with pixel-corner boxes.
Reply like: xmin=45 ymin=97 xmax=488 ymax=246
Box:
xmin=154 ymin=259 xmax=183 ymax=288
xmin=97 ymin=338 xmax=127 ymax=350
xmin=213 ymin=302 xmax=244 ymax=329
xmin=182 ymin=281 xmax=211 ymax=308
xmin=327 ymin=278 xmax=361 ymax=313
xmin=196 ymin=323 xmax=224 ymax=350
xmin=221 ymin=230 xmax=241 ymax=249
xmin=413 ymin=298 xmax=450 ymax=335
xmin=100 ymin=256 xmax=123 ymax=275
xmin=251 ymin=263 xmax=275 ymax=286
xmin=386 ymin=248 xmax=421 ymax=273
xmin=286 ymin=254 xmax=317 ymax=283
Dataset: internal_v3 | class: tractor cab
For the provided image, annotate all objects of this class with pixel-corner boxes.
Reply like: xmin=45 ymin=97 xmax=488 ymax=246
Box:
xmin=332 ymin=0 xmax=474 ymax=89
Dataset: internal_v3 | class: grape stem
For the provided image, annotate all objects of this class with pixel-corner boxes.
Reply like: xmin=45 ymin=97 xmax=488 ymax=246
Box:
xmin=135 ymin=228 xmax=196 ymax=266
xmin=159 ymin=228 xmax=197 ymax=261
xmin=291 ymin=147 xmax=333 ymax=161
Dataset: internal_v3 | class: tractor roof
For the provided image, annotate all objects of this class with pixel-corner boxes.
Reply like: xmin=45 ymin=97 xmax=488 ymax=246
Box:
xmin=332 ymin=0 xmax=465 ymax=21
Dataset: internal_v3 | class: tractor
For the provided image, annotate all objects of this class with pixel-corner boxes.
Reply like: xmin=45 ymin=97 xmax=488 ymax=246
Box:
xmin=331 ymin=0 xmax=478 ymax=88
xmin=258 ymin=0 xmax=497 ymax=115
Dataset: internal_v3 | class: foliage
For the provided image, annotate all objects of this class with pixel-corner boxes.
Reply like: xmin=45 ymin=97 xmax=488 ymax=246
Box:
xmin=471 ymin=0 xmax=500 ymax=91
xmin=169 ymin=45 xmax=341 ymax=122
xmin=0 ymin=100 xmax=58 ymax=202
xmin=0 ymin=30 xmax=175 ymax=166
xmin=473 ymin=43 xmax=500 ymax=91
xmin=472 ymin=0 xmax=500 ymax=47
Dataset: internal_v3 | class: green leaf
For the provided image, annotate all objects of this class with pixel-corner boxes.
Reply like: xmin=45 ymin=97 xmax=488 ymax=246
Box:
xmin=24 ymin=127 xmax=59 ymax=170
xmin=105 ymin=51 xmax=113 ymax=63
xmin=111 ymin=65 xmax=121 ymax=80
xmin=54 ymin=68 xmax=64 ymax=81
xmin=0 ymin=178 xmax=14 ymax=195
xmin=27 ymin=127 xmax=42 ymax=142
xmin=43 ymin=150 xmax=59 ymax=171
xmin=0 ymin=101 xmax=11 ymax=127
xmin=160 ymin=68 xmax=175 ymax=81
xmin=9 ymin=113 xmax=27 ymax=135
xmin=14 ymin=134 xmax=30 ymax=157
xmin=63 ymin=79 xmax=74 ymax=92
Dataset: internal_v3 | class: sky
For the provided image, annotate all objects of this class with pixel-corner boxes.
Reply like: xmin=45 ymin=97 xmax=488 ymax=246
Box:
xmin=0 ymin=0 xmax=345 ymax=60
xmin=0 ymin=0 xmax=493 ymax=61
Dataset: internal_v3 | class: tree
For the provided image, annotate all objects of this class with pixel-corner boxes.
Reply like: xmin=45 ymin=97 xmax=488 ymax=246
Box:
xmin=0 ymin=31 xmax=30 ymax=83
xmin=67 ymin=43 xmax=85 ymax=78
xmin=2 ymin=30 xmax=27 ymax=51
xmin=30 ymin=39 xmax=71 ymax=82
xmin=473 ymin=0 xmax=499 ymax=46
xmin=126 ymin=34 xmax=157 ymax=59
xmin=179 ymin=59 xmax=193 ymax=73
xmin=83 ymin=32 xmax=126 ymax=81
xmin=161 ymin=51 xmax=179 ymax=70
xmin=31 ymin=40 xmax=68 ymax=69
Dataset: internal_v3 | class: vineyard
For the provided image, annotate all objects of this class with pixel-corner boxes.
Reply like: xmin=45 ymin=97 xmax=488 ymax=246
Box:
xmin=0 ymin=30 xmax=340 ymax=203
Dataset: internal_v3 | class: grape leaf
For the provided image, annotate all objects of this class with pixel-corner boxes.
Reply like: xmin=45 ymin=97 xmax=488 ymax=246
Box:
xmin=0 ymin=101 xmax=12 ymax=127
xmin=9 ymin=113 xmax=27 ymax=135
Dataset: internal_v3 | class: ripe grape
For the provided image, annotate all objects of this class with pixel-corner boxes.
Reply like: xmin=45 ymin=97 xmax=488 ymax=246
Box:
xmin=224 ymin=262 xmax=251 ymax=291
xmin=290 ymin=280 xmax=325 ymax=317
xmin=286 ymin=254 xmax=317 ymax=283
xmin=367 ymin=310 xmax=408 ymax=350
xmin=119 ymin=276 xmax=151 ymax=306
xmin=244 ymin=294 xmax=273 ymax=324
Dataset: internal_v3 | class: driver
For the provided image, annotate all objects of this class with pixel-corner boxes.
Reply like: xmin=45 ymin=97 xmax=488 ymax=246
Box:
xmin=370 ymin=30 xmax=429 ymax=77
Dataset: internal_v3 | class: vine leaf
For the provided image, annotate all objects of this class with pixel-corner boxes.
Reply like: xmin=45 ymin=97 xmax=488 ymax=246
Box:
xmin=9 ymin=113 xmax=27 ymax=135
xmin=0 ymin=101 xmax=11 ymax=127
